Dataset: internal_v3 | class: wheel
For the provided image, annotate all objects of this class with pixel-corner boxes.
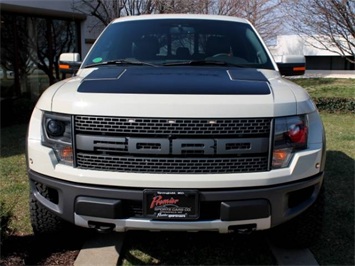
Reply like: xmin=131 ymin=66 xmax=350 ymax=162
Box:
xmin=29 ymin=182 xmax=67 ymax=235
xmin=269 ymin=186 xmax=325 ymax=248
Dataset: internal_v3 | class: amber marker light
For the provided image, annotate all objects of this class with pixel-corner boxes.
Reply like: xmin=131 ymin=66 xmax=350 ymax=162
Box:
xmin=272 ymin=148 xmax=292 ymax=168
xmin=293 ymin=66 xmax=305 ymax=72
xmin=60 ymin=146 xmax=73 ymax=163
xmin=59 ymin=64 xmax=70 ymax=69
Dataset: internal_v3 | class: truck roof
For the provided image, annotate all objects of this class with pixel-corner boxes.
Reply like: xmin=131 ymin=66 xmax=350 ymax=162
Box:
xmin=111 ymin=14 xmax=250 ymax=25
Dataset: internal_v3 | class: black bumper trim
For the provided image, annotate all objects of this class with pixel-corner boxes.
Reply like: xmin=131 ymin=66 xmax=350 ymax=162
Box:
xmin=28 ymin=169 xmax=324 ymax=228
xmin=221 ymin=199 xmax=270 ymax=221
xmin=75 ymin=197 xmax=122 ymax=219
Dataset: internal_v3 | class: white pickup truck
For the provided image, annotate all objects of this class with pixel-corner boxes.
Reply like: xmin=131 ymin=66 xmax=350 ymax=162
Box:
xmin=27 ymin=14 xmax=326 ymax=247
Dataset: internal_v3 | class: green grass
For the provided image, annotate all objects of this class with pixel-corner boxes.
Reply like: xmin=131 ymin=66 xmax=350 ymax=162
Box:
xmin=292 ymin=78 xmax=355 ymax=98
xmin=321 ymin=113 xmax=355 ymax=158
xmin=310 ymin=113 xmax=354 ymax=265
xmin=0 ymin=124 xmax=31 ymax=235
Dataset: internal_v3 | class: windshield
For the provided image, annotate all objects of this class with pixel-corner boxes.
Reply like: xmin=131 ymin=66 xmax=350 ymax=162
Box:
xmin=82 ymin=18 xmax=274 ymax=69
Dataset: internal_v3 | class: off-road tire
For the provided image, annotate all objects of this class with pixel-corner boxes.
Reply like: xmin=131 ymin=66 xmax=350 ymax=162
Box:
xmin=269 ymin=186 xmax=325 ymax=248
xmin=29 ymin=182 xmax=68 ymax=235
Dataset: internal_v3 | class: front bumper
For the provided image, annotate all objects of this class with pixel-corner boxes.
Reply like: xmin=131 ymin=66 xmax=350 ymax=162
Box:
xmin=29 ymin=169 xmax=323 ymax=233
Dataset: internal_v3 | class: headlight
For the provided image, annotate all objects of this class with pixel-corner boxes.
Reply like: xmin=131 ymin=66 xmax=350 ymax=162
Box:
xmin=46 ymin=119 xmax=66 ymax=137
xmin=42 ymin=112 xmax=73 ymax=165
xmin=272 ymin=115 xmax=308 ymax=169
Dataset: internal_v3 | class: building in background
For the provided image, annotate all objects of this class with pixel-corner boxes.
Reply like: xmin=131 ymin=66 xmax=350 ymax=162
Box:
xmin=270 ymin=35 xmax=354 ymax=71
xmin=0 ymin=0 xmax=105 ymax=125
xmin=1 ymin=0 xmax=88 ymax=100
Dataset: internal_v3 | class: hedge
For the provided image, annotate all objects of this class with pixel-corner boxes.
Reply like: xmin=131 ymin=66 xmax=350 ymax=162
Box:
xmin=313 ymin=97 xmax=355 ymax=114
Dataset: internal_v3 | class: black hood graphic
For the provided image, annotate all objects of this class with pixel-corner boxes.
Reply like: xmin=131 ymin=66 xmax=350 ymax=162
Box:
xmin=78 ymin=67 xmax=270 ymax=95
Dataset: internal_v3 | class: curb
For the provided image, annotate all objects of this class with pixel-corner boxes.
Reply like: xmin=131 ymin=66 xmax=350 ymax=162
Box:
xmin=74 ymin=232 xmax=125 ymax=266
xmin=268 ymin=241 xmax=319 ymax=265
xmin=303 ymin=70 xmax=355 ymax=79
xmin=73 ymin=232 xmax=319 ymax=265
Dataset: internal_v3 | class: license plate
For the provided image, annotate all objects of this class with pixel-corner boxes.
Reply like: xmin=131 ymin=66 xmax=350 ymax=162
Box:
xmin=143 ymin=190 xmax=199 ymax=220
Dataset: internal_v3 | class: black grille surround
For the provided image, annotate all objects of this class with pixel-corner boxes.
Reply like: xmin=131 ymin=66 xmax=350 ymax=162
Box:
xmin=74 ymin=116 xmax=272 ymax=174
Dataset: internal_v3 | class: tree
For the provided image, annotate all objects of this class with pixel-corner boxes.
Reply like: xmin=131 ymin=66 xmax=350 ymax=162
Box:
xmin=73 ymin=0 xmax=162 ymax=25
xmin=74 ymin=0 xmax=126 ymax=26
xmin=1 ymin=12 xmax=79 ymax=101
xmin=284 ymin=0 xmax=355 ymax=64
xmin=232 ymin=0 xmax=286 ymax=43
xmin=73 ymin=0 xmax=287 ymax=44
xmin=1 ymin=14 xmax=33 ymax=97
xmin=27 ymin=18 xmax=77 ymax=84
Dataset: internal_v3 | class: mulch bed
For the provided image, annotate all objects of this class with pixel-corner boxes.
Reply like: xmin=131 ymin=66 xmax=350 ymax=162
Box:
xmin=0 ymin=230 xmax=91 ymax=266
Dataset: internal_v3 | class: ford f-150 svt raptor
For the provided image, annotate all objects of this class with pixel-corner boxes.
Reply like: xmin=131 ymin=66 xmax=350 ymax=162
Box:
xmin=27 ymin=14 xmax=326 ymax=247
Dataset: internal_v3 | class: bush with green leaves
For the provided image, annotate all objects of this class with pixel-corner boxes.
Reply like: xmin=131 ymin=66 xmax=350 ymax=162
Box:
xmin=291 ymin=78 xmax=354 ymax=114
xmin=313 ymin=97 xmax=355 ymax=113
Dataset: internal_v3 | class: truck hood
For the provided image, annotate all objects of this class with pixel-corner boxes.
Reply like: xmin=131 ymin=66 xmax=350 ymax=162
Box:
xmin=37 ymin=67 xmax=316 ymax=117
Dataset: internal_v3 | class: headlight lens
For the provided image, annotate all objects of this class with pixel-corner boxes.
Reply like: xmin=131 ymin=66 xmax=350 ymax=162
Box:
xmin=46 ymin=119 xmax=66 ymax=137
xmin=42 ymin=112 xmax=73 ymax=165
xmin=273 ymin=115 xmax=308 ymax=169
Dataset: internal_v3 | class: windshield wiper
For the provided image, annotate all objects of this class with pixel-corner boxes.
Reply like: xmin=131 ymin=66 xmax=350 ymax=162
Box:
xmin=162 ymin=60 xmax=245 ymax=67
xmin=83 ymin=59 xmax=157 ymax=68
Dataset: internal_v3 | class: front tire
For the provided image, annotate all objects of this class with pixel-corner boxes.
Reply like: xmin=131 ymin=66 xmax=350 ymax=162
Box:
xmin=29 ymin=182 xmax=68 ymax=235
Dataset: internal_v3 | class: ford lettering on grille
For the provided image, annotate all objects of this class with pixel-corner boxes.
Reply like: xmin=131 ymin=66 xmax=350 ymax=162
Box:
xmin=76 ymin=135 xmax=268 ymax=155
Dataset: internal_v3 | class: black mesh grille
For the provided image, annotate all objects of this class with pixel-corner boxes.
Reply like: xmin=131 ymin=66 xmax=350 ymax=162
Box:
xmin=76 ymin=153 xmax=268 ymax=173
xmin=74 ymin=116 xmax=271 ymax=174
xmin=75 ymin=116 xmax=271 ymax=136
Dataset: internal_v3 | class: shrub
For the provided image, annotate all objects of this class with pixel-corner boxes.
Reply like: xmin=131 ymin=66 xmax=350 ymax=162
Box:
xmin=313 ymin=97 xmax=355 ymax=114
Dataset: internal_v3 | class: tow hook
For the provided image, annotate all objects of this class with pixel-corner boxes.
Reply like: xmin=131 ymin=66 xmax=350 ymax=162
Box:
xmin=88 ymin=221 xmax=115 ymax=233
xmin=229 ymin=224 xmax=257 ymax=235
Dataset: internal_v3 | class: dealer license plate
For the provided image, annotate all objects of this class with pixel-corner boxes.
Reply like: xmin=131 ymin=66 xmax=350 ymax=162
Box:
xmin=143 ymin=190 xmax=199 ymax=220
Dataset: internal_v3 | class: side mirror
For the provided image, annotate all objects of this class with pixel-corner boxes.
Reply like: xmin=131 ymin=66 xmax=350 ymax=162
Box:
xmin=276 ymin=55 xmax=306 ymax=76
xmin=59 ymin=53 xmax=81 ymax=77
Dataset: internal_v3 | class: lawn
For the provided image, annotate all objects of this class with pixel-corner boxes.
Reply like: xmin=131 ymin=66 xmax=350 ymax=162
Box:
xmin=310 ymin=113 xmax=354 ymax=265
xmin=0 ymin=124 xmax=30 ymax=235
xmin=1 ymin=77 xmax=354 ymax=264
xmin=292 ymin=78 xmax=355 ymax=99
